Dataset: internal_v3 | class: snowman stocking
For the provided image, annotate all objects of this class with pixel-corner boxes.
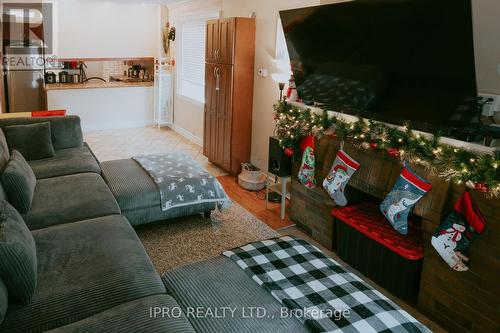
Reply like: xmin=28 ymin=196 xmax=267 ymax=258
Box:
xmin=323 ymin=150 xmax=360 ymax=206
xmin=380 ymin=167 xmax=432 ymax=235
xmin=431 ymin=191 xmax=486 ymax=271
xmin=297 ymin=135 xmax=316 ymax=189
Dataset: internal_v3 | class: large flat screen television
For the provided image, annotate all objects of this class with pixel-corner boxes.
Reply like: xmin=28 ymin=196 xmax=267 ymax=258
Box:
xmin=279 ymin=0 xmax=495 ymax=141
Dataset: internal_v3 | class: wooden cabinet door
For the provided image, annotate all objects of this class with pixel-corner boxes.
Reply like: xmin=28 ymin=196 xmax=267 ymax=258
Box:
xmin=204 ymin=63 xmax=218 ymax=162
xmin=215 ymin=64 xmax=234 ymax=171
xmin=218 ymin=18 xmax=235 ymax=65
xmin=205 ymin=20 xmax=219 ymax=64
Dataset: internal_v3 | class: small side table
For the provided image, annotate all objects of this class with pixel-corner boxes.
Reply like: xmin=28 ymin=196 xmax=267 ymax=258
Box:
xmin=265 ymin=172 xmax=291 ymax=220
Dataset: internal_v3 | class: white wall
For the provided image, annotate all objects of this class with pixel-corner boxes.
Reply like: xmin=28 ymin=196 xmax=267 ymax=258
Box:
xmin=168 ymin=0 xmax=222 ymax=144
xmin=472 ymin=0 xmax=500 ymax=94
xmin=170 ymin=0 xmax=500 ymax=170
xmin=222 ymin=0 xmax=324 ymax=170
xmin=57 ymin=0 xmax=161 ymax=59
xmin=222 ymin=0 xmax=500 ymax=171
xmin=47 ymin=86 xmax=154 ymax=132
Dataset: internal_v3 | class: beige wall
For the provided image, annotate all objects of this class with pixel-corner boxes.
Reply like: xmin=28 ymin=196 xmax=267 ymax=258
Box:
xmin=58 ymin=0 xmax=161 ymax=59
xmin=221 ymin=0 xmax=347 ymax=170
xmin=168 ymin=0 xmax=222 ymax=144
xmin=472 ymin=0 xmax=500 ymax=94
xmin=171 ymin=0 xmax=500 ymax=170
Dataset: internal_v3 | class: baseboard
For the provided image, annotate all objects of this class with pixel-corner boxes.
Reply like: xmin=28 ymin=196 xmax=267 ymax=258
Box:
xmin=170 ymin=123 xmax=203 ymax=146
xmin=82 ymin=120 xmax=154 ymax=133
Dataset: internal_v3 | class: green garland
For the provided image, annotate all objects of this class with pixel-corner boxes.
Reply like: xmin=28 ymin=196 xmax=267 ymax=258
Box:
xmin=274 ymin=101 xmax=500 ymax=198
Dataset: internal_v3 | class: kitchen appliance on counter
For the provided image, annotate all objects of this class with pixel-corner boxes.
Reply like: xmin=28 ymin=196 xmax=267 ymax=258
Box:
xmin=59 ymin=71 xmax=70 ymax=83
xmin=72 ymin=74 xmax=82 ymax=83
xmin=45 ymin=72 xmax=57 ymax=84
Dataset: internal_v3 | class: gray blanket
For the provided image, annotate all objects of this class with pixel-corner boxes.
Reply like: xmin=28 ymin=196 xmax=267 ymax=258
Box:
xmin=133 ymin=153 xmax=231 ymax=212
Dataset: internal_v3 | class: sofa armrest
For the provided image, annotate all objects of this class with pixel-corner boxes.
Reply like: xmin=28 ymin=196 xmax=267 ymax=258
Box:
xmin=0 ymin=116 xmax=83 ymax=150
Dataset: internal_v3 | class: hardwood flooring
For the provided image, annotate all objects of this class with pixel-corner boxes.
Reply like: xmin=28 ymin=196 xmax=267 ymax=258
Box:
xmin=217 ymin=175 xmax=295 ymax=230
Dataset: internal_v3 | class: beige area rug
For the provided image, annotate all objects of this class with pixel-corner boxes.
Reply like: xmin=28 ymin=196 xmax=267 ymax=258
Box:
xmin=135 ymin=203 xmax=280 ymax=274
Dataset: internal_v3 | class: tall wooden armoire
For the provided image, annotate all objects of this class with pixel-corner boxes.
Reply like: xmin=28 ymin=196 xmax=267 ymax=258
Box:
xmin=204 ymin=17 xmax=255 ymax=175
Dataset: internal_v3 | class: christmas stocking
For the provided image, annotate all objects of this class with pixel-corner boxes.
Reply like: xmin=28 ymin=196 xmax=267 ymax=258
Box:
xmin=297 ymin=135 xmax=316 ymax=189
xmin=380 ymin=167 xmax=432 ymax=235
xmin=322 ymin=150 xmax=360 ymax=206
xmin=431 ymin=191 xmax=486 ymax=271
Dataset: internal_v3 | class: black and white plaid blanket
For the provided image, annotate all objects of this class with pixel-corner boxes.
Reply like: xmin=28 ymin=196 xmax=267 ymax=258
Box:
xmin=223 ymin=236 xmax=431 ymax=333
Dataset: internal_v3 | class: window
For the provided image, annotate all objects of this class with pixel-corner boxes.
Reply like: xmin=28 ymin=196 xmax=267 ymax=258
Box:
xmin=178 ymin=17 xmax=207 ymax=103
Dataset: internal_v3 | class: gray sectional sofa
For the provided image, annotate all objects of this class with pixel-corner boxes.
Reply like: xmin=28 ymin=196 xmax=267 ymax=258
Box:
xmin=0 ymin=116 xmax=307 ymax=333
xmin=0 ymin=116 xmax=196 ymax=332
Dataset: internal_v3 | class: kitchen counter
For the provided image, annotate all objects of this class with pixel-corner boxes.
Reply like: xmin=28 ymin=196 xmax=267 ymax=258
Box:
xmin=45 ymin=80 xmax=154 ymax=91
xmin=46 ymin=81 xmax=154 ymax=132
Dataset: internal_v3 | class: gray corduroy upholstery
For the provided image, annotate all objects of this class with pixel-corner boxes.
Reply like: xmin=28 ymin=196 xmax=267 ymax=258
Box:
xmin=101 ymin=159 xmax=215 ymax=226
xmin=3 ymin=122 xmax=55 ymax=161
xmin=0 ymin=128 xmax=10 ymax=173
xmin=46 ymin=295 xmax=195 ymax=333
xmin=162 ymin=256 xmax=309 ymax=333
xmin=0 ymin=200 xmax=37 ymax=306
xmin=0 ymin=116 xmax=83 ymax=150
xmin=22 ymin=173 xmax=121 ymax=230
xmin=28 ymin=147 xmax=101 ymax=179
xmin=0 ymin=129 xmax=9 ymax=201
xmin=0 ymin=215 xmax=166 ymax=333
xmin=0 ymin=279 xmax=7 ymax=325
xmin=2 ymin=150 xmax=36 ymax=213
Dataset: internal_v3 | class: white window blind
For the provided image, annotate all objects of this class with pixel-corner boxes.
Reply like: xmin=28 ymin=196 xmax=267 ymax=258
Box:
xmin=179 ymin=18 xmax=206 ymax=103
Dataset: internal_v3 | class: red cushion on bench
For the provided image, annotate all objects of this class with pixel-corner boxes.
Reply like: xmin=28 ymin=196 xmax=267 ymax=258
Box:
xmin=332 ymin=203 xmax=424 ymax=260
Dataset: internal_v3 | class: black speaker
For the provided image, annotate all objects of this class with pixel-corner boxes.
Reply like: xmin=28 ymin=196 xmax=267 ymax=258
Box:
xmin=268 ymin=136 xmax=292 ymax=177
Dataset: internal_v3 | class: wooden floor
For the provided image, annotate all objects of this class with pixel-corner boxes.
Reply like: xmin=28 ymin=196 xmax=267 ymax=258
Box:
xmin=217 ymin=175 xmax=295 ymax=230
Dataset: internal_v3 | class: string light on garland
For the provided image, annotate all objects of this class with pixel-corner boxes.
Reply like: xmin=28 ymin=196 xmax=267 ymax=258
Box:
xmin=273 ymin=100 xmax=500 ymax=198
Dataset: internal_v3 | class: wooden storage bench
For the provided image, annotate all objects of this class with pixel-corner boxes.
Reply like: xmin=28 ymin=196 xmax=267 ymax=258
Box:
xmin=332 ymin=202 xmax=424 ymax=300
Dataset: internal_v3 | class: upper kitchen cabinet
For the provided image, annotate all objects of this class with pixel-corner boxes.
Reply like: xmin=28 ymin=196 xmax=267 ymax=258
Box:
xmin=57 ymin=1 xmax=160 ymax=59
xmin=206 ymin=18 xmax=235 ymax=65
xmin=206 ymin=20 xmax=219 ymax=64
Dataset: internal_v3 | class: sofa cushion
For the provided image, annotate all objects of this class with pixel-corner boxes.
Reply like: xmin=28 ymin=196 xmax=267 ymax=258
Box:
xmin=0 ymin=116 xmax=83 ymax=150
xmin=3 ymin=122 xmax=55 ymax=161
xmin=28 ymin=146 xmax=101 ymax=179
xmin=0 ymin=215 xmax=166 ymax=333
xmin=101 ymin=159 xmax=215 ymax=226
xmin=0 ymin=129 xmax=9 ymax=202
xmin=2 ymin=151 xmax=36 ymax=213
xmin=162 ymin=256 xmax=309 ymax=333
xmin=46 ymin=295 xmax=195 ymax=333
xmin=0 ymin=200 xmax=37 ymax=305
xmin=0 ymin=128 xmax=9 ymax=173
xmin=22 ymin=173 xmax=120 ymax=230
xmin=0 ymin=279 xmax=7 ymax=325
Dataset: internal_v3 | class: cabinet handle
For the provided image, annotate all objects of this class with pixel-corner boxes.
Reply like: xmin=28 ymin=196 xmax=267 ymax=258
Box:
xmin=213 ymin=49 xmax=217 ymax=60
xmin=215 ymin=67 xmax=220 ymax=92
xmin=217 ymin=49 xmax=221 ymax=60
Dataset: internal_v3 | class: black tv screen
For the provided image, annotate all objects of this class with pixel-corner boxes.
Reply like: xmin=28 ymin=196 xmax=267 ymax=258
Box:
xmin=280 ymin=0 xmax=484 ymax=139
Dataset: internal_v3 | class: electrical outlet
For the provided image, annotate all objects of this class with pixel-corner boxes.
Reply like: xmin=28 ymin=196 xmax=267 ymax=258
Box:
xmin=479 ymin=93 xmax=500 ymax=117
xmin=257 ymin=68 xmax=268 ymax=77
